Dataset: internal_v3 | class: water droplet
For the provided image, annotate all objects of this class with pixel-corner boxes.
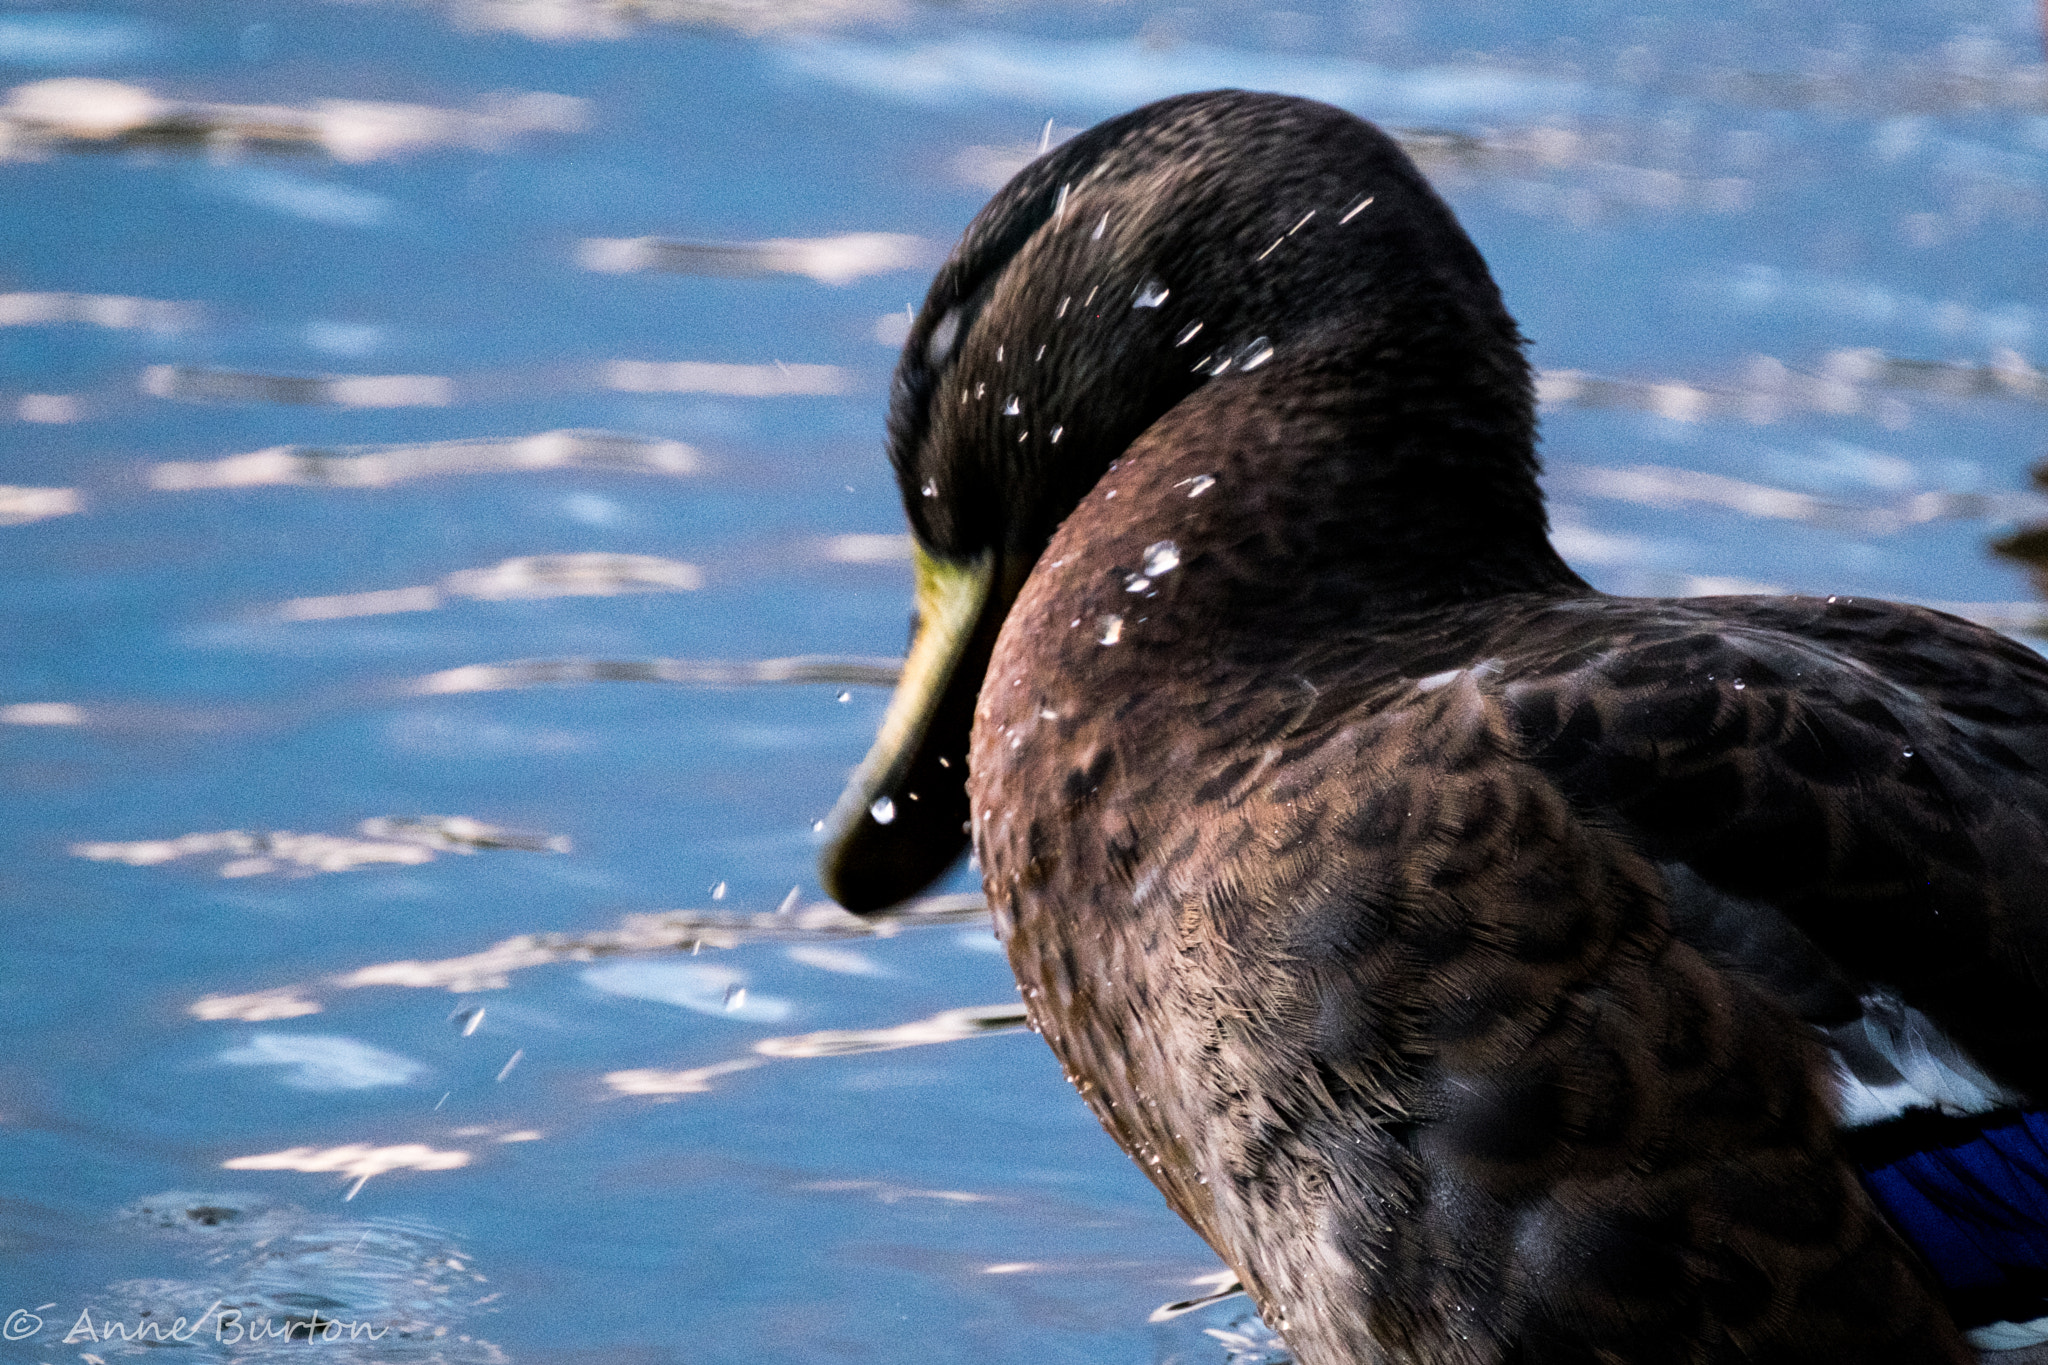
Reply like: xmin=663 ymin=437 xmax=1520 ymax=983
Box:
xmin=711 ymin=880 xmax=727 ymax=900
xmin=1050 ymin=425 xmax=1063 ymax=443
xmin=1204 ymin=353 xmax=1233 ymax=377
xmin=1238 ymin=337 xmax=1274 ymax=370
xmin=1132 ymin=280 xmax=1169 ymax=308
xmin=777 ymin=885 xmax=801 ymax=915
xmin=1177 ymin=474 xmax=1216 ymax=497
xmin=870 ymin=795 xmax=897 ymax=825
xmin=1124 ymin=575 xmax=1151 ymax=593
xmin=1141 ymin=540 xmax=1180 ymax=576
xmin=974 ymin=382 xmax=986 ymax=399
xmin=921 ymin=480 xmax=937 ymax=498
xmin=1039 ymin=708 xmax=1057 ymax=720
xmin=1035 ymin=344 xmax=1046 ymax=361
xmin=926 ymin=308 xmax=962 ymax=366
xmin=1174 ymin=320 xmax=1203 ymax=346
xmin=1092 ymin=212 xmax=1108 ymax=240
xmin=1732 ymin=678 xmax=1746 ymax=690
xmin=995 ymin=344 xmax=1003 ymax=362
xmin=1056 ymin=295 xmax=1070 ymax=319
xmin=811 ymin=819 xmax=825 ymax=832
xmin=722 ymin=984 xmax=746 ymax=1011
xmin=1003 ymin=396 xmax=1021 ymax=416
xmin=836 ymin=690 xmax=851 ymax=703
xmin=1903 ymin=748 xmax=1916 ymax=758
xmin=1098 ymin=615 xmax=1123 ymax=646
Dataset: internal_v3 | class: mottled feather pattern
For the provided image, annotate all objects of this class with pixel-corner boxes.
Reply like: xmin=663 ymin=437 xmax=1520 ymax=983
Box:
xmin=1501 ymin=596 xmax=2048 ymax=1096
xmin=970 ymin=375 xmax=1980 ymax=1362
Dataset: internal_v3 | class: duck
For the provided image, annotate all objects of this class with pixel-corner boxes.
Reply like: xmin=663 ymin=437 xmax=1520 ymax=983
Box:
xmin=817 ymin=89 xmax=2048 ymax=1364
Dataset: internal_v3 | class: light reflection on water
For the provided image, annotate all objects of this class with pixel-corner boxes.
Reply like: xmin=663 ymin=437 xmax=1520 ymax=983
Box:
xmin=2 ymin=0 xmax=2046 ymax=1362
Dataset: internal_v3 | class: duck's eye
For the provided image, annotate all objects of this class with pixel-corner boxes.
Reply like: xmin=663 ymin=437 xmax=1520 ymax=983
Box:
xmin=926 ymin=308 xmax=964 ymax=367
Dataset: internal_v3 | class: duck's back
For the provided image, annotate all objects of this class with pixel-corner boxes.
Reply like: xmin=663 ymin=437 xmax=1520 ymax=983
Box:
xmin=1507 ymin=591 xmax=2048 ymax=1080
xmin=972 ymin=496 xmax=2048 ymax=1363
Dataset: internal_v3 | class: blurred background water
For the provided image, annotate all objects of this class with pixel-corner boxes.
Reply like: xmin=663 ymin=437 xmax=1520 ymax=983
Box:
xmin=2 ymin=0 xmax=2046 ymax=1361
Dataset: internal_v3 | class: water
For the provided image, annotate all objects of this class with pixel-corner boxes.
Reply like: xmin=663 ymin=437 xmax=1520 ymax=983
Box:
xmin=2 ymin=1 xmax=2045 ymax=1361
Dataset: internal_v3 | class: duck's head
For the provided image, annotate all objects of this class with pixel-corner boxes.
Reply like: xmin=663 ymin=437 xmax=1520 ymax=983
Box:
xmin=820 ymin=89 xmax=1544 ymax=912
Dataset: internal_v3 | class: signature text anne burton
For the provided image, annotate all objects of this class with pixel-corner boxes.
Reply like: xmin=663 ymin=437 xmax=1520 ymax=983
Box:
xmin=6 ymin=1303 xmax=391 ymax=1345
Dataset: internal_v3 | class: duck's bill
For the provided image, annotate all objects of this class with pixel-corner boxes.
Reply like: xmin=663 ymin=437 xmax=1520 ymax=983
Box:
xmin=819 ymin=543 xmax=1005 ymax=913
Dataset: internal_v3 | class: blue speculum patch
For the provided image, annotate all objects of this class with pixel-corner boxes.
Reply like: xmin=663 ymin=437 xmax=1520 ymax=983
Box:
xmin=1857 ymin=1109 xmax=2048 ymax=1329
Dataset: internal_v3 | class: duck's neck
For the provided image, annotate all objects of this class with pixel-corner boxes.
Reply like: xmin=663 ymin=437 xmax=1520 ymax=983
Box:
xmin=1044 ymin=327 xmax=1588 ymax=641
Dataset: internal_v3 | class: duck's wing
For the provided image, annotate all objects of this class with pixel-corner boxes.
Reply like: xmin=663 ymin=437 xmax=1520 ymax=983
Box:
xmin=1110 ymin=616 xmax=1981 ymax=1361
xmin=1500 ymin=593 xmax=2048 ymax=1099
